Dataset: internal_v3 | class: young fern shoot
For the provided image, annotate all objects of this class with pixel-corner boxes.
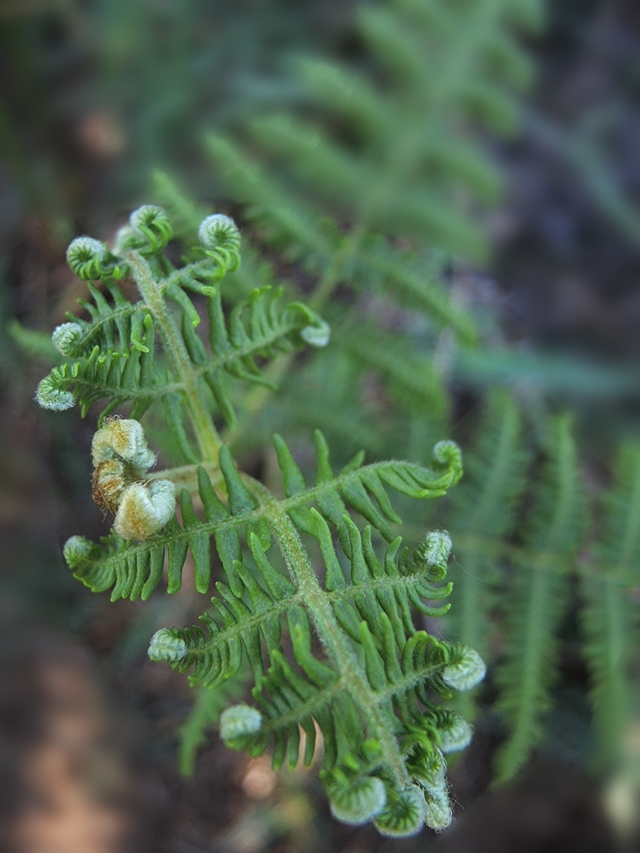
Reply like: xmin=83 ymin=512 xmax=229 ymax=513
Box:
xmin=37 ymin=205 xmax=485 ymax=837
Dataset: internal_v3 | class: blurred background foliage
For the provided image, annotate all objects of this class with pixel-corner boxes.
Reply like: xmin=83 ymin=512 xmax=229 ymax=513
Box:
xmin=2 ymin=0 xmax=640 ymax=851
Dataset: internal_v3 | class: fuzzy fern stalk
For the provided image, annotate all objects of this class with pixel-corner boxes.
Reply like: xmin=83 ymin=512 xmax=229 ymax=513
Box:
xmin=37 ymin=205 xmax=485 ymax=836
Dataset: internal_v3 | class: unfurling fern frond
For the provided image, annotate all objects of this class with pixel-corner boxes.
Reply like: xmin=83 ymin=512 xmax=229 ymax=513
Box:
xmin=494 ymin=415 xmax=586 ymax=783
xmin=142 ymin=432 xmax=480 ymax=835
xmin=36 ymin=205 xmax=329 ymax=440
xmin=38 ymin=202 xmax=484 ymax=837
xmin=580 ymin=444 xmax=640 ymax=770
xmin=63 ymin=430 xmax=462 ymax=600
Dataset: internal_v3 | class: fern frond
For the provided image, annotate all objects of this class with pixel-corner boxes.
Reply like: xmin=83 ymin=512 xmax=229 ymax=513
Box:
xmin=36 ymin=207 xmax=329 ymax=434
xmin=343 ymin=324 xmax=449 ymax=420
xmin=445 ymin=392 xmax=529 ymax=720
xmin=63 ymin=430 xmax=462 ymax=601
xmin=208 ymin=0 xmax=540 ymax=263
xmin=494 ymin=415 xmax=586 ymax=782
xmin=580 ymin=444 xmax=640 ymax=770
xmin=142 ymin=431 xmax=479 ymax=835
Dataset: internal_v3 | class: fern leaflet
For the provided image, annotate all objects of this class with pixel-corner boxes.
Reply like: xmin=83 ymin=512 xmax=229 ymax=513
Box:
xmin=494 ymin=415 xmax=586 ymax=782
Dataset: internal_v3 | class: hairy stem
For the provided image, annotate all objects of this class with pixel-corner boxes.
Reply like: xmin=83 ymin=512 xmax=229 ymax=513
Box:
xmin=126 ymin=251 xmax=221 ymax=462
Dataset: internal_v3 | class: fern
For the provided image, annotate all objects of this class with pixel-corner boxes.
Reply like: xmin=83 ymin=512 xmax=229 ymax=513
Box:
xmin=146 ymin=435 xmax=477 ymax=835
xmin=65 ymin=429 xmax=462 ymax=598
xmin=444 ymin=392 xmax=529 ymax=721
xmin=27 ymin=0 xmax=640 ymax=824
xmin=36 ymin=206 xmax=330 ymax=451
xmin=148 ymin=0 xmax=544 ymax=499
xmin=579 ymin=444 xmax=640 ymax=770
xmin=38 ymin=204 xmax=486 ymax=837
xmin=494 ymin=415 xmax=587 ymax=782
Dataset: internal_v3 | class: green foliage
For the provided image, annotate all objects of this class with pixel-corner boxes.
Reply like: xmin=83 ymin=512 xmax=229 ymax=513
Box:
xmin=33 ymin=0 xmax=640 ymax=836
xmin=444 ymin=392 xmax=529 ymax=721
xmin=37 ymin=199 xmax=482 ymax=836
xmin=36 ymin=205 xmax=329 ymax=437
xmin=494 ymin=415 xmax=587 ymax=782
xmin=580 ymin=445 xmax=640 ymax=770
xmin=65 ymin=429 xmax=462 ymax=600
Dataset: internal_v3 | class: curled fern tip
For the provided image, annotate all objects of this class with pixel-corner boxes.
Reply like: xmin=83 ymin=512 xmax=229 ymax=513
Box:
xmin=442 ymin=647 xmax=486 ymax=692
xmin=329 ymin=776 xmax=387 ymax=825
xmin=219 ymin=704 xmax=263 ymax=746
xmin=148 ymin=628 xmax=188 ymax=663
xmin=36 ymin=375 xmax=75 ymax=411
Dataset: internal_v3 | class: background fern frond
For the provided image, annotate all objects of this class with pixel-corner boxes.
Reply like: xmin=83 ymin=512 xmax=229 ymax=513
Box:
xmin=494 ymin=415 xmax=587 ymax=783
xmin=445 ymin=392 xmax=529 ymax=721
xmin=579 ymin=444 xmax=640 ymax=770
xmin=178 ymin=670 xmax=249 ymax=778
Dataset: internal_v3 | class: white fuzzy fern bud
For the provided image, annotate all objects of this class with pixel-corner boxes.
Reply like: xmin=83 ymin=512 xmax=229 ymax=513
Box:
xmin=219 ymin=704 xmax=262 ymax=745
xmin=301 ymin=319 xmax=331 ymax=347
xmin=66 ymin=236 xmax=109 ymax=280
xmin=442 ymin=647 xmax=486 ymax=692
xmin=199 ymin=214 xmax=241 ymax=274
xmin=422 ymin=530 xmax=452 ymax=567
xmin=373 ymin=785 xmax=426 ymax=838
xmin=113 ymin=479 xmax=176 ymax=540
xmin=36 ymin=375 xmax=74 ymax=411
xmin=148 ymin=628 xmax=187 ymax=663
xmin=62 ymin=535 xmax=94 ymax=568
xmin=90 ymin=419 xmax=176 ymax=539
xmin=424 ymin=786 xmax=453 ymax=831
xmin=199 ymin=213 xmax=240 ymax=250
xmin=52 ymin=322 xmax=83 ymax=357
xmin=91 ymin=418 xmax=156 ymax=472
xmin=329 ymin=777 xmax=387 ymax=825
xmin=438 ymin=713 xmax=473 ymax=753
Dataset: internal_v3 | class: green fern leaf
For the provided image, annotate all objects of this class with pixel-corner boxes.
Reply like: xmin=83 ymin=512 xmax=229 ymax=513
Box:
xmin=580 ymin=444 xmax=640 ymax=770
xmin=445 ymin=392 xmax=529 ymax=720
xmin=63 ymin=431 xmax=462 ymax=600
xmin=141 ymin=432 xmax=480 ymax=835
xmin=36 ymin=207 xmax=329 ymax=435
xmin=494 ymin=414 xmax=586 ymax=782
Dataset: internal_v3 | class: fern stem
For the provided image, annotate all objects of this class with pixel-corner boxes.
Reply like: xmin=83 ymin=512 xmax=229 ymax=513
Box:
xmin=265 ymin=500 xmax=410 ymax=790
xmin=125 ymin=251 xmax=221 ymax=462
xmin=147 ymin=460 xmax=223 ymax=492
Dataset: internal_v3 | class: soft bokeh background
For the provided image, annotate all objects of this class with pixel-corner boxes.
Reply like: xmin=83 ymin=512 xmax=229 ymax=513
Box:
xmin=1 ymin=1 xmax=640 ymax=851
